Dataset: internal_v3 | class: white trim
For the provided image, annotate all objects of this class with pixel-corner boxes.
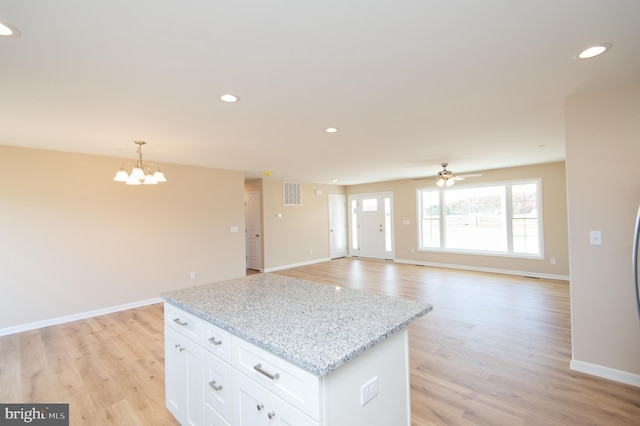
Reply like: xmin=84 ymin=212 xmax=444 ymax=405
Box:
xmin=394 ymin=258 xmax=569 ymax=281
xmin=0 ymin=297 xmax=163 ymax=337
xmin=571 ymin=359 xmax=640 ymax=388
xmin=263 ymin=257 xmax=331 ymax=273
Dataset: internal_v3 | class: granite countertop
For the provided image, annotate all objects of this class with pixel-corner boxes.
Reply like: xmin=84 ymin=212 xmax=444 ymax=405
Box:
xmin=161 ymin=273 xmax=432 ymax=376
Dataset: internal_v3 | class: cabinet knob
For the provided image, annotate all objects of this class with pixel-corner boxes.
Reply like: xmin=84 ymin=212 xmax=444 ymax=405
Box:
xmin=256 ymin=403 xmax=264 ymax=411
xmin=268 ymin=411 xmax=276 ymax=419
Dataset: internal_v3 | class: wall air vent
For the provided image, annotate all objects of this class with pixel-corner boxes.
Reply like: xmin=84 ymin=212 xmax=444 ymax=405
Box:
xmin=283 ymin=182 xmax=302 ymax=206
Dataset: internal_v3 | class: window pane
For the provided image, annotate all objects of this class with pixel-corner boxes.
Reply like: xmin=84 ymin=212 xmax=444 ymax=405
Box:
xmin=362 ymin=198 xmax=377 ymax=212
xmin=444 ymin=186 xmax=507 ymax=251
xmin=385 ymin=197 xmax=392 ymax=252
xmin=351 ymin=200 xmax=358 ymax=249
xmin=512 ymin=183 xmax=539 ymax=254
xmin=420 ymin=190 xmax=440 ymax=248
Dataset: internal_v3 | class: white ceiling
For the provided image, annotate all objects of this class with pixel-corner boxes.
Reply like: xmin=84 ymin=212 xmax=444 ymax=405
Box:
xmin=1 ymin=1 xmax=639 ymax=185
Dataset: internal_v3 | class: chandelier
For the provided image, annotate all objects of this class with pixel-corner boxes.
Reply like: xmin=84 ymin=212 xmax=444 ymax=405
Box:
xmin=113 ymin=141 xmax=167 ymax=185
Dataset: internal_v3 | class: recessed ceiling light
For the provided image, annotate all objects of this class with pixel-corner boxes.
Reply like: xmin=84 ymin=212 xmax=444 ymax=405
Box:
xmin=326 ymin=127 xmax=338 ymax=133
xmin=576 ymin=43 xmax=611 ymax=59
xmin=0 ymin=21 xmax=20 ymax=37
xmin=331 ymin=178 xmax=339 ymax=183
xmin=220 ymin=94 xmax=239 ymax=103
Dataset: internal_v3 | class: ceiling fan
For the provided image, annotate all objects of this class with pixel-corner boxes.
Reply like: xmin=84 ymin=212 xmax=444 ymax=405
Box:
xmin=414 ymin=163 xmax=482 ymax=187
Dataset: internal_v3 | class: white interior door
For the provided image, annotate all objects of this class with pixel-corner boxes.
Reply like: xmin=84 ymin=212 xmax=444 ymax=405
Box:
xmin=359 ymin=194 xmax=393 ymax=259
xmin=245 ymin=191 xmax=262 ymax=271
xmin=329 ymin=194 xmax=347 ymax=259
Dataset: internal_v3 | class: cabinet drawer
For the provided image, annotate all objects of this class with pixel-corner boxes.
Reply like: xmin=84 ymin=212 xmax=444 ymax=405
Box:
xmin=202 ymin=321 xmax=232 ymax=363
xmin=231 ymin=336 xmax=322 ymax=421
xmin=204 ymin=351 xmax=233 ymax=422
xmin=164 ymin=303 xmax=203 ymax=341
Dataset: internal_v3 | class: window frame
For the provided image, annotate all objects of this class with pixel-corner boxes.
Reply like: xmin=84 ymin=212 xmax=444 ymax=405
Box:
xmin=416 ymin=178 xmax=544 ymax=259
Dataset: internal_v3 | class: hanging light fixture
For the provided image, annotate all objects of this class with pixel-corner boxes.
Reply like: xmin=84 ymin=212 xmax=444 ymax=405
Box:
xmin=436 ymin=163 xmax=456 ymax=187
xmin=113 ymin=141 xmax=167 ymax=185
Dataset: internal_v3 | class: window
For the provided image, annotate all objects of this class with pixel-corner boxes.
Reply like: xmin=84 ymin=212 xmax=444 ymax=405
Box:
xmin=362 ymin=198 xmax=378 ymax=212
xmin=417 ymin=180 xmax=542 ymax=257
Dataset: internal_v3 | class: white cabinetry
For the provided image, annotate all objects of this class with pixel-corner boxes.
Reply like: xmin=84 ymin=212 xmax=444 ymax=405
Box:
xmin=233 ymin=369 xmax=319 ymax=426
xmin=164 ymin=302 xmax=411 ymax=426
xmin=165 ymin=318 xmax=204 ymax=425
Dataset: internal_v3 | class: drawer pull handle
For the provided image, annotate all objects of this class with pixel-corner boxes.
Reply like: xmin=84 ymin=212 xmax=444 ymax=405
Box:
xmin=208 ymin=380 xmax=223 ymax=391
xmin=175 ymin=344 xmax=185 ymax=352
xmin=256 ymin=403 xmax=264 ymax=411
xmin=253 ymin=363 xmax=280 ymax=380
xmin=268 ymin=411 xmax=276 ymax=419
xmin=208 ymin=337 xmax=222 ymax=346
xmin=173 ymin=318 xmax=188 ymax=326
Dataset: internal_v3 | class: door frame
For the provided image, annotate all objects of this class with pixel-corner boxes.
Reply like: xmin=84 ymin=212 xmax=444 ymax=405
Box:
xmin=329 ymin=194 xmax=347 ymax=259
xmin=244 ymin=191 xmax=263 ymax=271
xmin=348 ymin=192 xmax=395 ymax=260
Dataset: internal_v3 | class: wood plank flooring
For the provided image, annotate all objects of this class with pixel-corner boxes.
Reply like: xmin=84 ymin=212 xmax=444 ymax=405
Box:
xmin=1 ymin=257 xmax=639 ymax=425
xmin=0 ymin=304 xmax=177 ymax=425
xmin=277 ymin=259 xmax=640 ymax=426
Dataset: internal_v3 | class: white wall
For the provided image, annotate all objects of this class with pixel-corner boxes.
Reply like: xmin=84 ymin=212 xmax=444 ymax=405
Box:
xmin=565 ymin=81 xmax=640 ymax=385
xmin=0 ymin=146 xmax=246 ymax=333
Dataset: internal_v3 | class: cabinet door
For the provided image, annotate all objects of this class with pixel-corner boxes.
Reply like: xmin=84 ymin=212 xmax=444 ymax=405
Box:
xmin=267 ymin=394 xmax=321 ymax=426
xmin=165 ymin=326 xmax=185 ymax=421
xmin=205 ymin=403 xmax=231 ymax=426
xmin=232 ymin=370 xmax=320 ymax=426
xmin=204 ymin=351 xmax=232 ymax=422
xmin=164 ymin=326 xmax=204 ymax=426
xmin=232 ymin=370 xmax=269 ymax=426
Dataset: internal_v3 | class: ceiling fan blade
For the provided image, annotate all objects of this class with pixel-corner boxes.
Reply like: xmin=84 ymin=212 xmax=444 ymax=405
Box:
xmin=453 ymin=173 xmax=482 ymax=181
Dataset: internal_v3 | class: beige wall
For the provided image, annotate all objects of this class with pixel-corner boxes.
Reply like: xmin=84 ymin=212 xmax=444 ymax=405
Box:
xmin=0 ymin=145 xmax=246 ymax=331
xmin=258 ymin=178 xmax=345 ymax=271
xmin=565 ymin=81 xmax=640 ymax=379
xmin=346 ymin=162 xmax=569 ymax=279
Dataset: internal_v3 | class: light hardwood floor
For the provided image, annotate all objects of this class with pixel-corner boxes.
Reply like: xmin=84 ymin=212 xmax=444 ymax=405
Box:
xmin=2 ymin=258 xmax=640 ymax=425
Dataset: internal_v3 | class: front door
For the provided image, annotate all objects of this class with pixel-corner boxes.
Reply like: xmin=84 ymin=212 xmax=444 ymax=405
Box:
xmin=350 ymin=193 xmax=394 ymax=260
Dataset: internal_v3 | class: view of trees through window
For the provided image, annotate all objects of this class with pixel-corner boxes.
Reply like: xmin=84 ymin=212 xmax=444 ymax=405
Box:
xmin=418 ymin=180 xmax=541 ymax=256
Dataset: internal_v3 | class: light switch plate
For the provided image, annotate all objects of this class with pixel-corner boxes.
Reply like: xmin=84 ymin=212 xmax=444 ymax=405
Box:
xmin=589 ymin=230 xmax=602 ymax=245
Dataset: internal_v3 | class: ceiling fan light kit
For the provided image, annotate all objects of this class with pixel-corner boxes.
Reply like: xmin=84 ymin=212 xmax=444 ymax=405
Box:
xmin=436 ymin=163 xmax=456 ymax=187
xmin=414 ymin=162 xmax=482 ymax=186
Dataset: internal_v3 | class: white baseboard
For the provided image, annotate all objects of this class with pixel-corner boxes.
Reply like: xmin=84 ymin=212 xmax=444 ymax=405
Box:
xmin=571 ymin=359 xmax=640 ymax=388
xmin=0 ymin=297 xmax=163 ymax=337
xmin=394 ymin=258 xmax=570 ymax=281
xmin=264 ymin=257 xmax=331 ymax=273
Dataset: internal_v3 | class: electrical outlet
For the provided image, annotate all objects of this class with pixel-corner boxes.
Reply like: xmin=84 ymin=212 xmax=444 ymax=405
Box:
xmin=360 ymin=376 xmax=378 ymax=406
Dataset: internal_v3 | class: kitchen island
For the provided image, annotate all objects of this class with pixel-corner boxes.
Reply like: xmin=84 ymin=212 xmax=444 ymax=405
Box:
xmin=161 ymin=273 xmax=432 ymax=426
